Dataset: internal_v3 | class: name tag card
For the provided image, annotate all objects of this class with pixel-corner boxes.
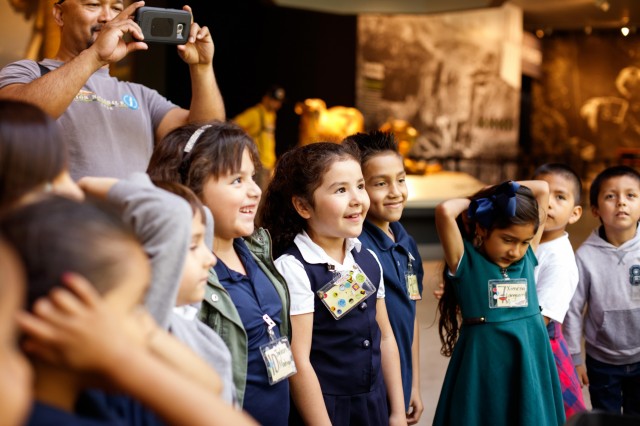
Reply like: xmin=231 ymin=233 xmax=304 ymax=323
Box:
xmin=317 ymin=265 xmax=376 ymax=320
xmin=488 ymin=278 xmax=528 ymax=308
xmin=406 ymin=272 xmax=421 ymax=300
xmin=260 ymin=336 xmax=297 ymax=385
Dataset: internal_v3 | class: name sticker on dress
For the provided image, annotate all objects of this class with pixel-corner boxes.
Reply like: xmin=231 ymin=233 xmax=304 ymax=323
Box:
xmin=488 ymin=278 xmax=528 ymax=308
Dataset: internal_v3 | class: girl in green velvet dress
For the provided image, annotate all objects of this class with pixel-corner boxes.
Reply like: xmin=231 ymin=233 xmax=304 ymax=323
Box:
xmin=434 ymin=181 xmax=565 ymax=426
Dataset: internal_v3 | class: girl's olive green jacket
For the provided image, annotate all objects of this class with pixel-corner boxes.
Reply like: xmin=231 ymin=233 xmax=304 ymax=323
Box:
xmin=198 ymin=228 xmax=291 ymax=407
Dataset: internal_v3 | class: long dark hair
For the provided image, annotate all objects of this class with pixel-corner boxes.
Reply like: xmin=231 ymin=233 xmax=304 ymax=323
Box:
xmin=147 ymin=121 xmax=260 ymax=200
xmin=437 ymin=182 xmax=540 ymax=356
xmin=0 ymin=100 xmax=68 ymax=211
xmin=259 ymin=142 xmax=360 ymax=258
xmin=0 ymin=196 xmax=139 ymax=309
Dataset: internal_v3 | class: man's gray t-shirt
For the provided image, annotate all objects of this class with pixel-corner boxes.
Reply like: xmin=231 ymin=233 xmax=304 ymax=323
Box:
xmin=0 ymin=59 xmax=177 ymax=180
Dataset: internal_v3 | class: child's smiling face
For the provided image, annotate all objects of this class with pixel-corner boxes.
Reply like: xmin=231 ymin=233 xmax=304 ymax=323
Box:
xmin=300 ymin=159 xmax=370 ymax=242
xmin=362 ymin=152 xmax=407 ymax=229
xmin=201 ymin=148 xmax=262 ymax=241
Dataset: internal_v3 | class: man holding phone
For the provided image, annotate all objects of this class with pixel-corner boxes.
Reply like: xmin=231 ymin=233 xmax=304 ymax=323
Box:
xmin=0 ymin=0 xmax=224 ymax=180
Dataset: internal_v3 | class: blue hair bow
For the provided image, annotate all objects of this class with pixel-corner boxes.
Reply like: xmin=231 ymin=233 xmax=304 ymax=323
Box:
xmin=468 ymin=181 xmax=520 ymax=229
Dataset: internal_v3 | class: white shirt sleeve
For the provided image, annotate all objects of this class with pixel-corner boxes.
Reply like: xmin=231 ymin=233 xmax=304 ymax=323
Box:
xmin=274 ymin=254 xmax=315 ymax=315
xmin=535 ymin=238 xmax=579 ymax=323
xmin=367 ymin=249 xmax=385 ymax=299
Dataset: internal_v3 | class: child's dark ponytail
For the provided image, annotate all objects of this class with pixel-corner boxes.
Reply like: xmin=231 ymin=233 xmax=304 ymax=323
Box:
xmin=259 ymin=149 xmax=308 ymax=257
xmin=438 ymin=267 xmax=460 ymax=357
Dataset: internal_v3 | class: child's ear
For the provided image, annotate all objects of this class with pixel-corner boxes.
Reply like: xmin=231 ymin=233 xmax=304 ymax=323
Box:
xmin=591 ymin=204 xmax=600 ymax=219
xmin=475 ymin=223 xmax=488 ymax=239
xmin=568 ymin=204 xmax=583 ymax=225
xmin=292 ymin=196 xmax=312 ymax=219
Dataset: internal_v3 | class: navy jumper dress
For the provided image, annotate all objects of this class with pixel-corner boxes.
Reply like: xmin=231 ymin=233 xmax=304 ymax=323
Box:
xmin=285 ymin=245 xmax=389 ymax=426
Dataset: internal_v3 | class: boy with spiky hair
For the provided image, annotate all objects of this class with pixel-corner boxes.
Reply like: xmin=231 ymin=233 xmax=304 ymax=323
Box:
xmin=343 ymin=131 xmax=424 ymax=424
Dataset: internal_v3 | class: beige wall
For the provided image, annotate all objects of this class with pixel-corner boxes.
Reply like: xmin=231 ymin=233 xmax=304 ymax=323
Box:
xmin=0 ymin=1 xmax=32 ymax=67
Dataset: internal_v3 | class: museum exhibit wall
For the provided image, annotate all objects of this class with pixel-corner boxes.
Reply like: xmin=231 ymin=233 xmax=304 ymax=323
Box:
xmin=530 ymin=32 xmax=640 ymax=180
xmin=2 ymin=0 xmax=637 ymax=180
xmin=355 ymin=5 xmax=523 ymax=183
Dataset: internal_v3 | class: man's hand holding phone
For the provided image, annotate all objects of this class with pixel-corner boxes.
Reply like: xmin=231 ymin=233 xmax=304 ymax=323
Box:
xmin=88 ymin=1 xmax=148 ymax=67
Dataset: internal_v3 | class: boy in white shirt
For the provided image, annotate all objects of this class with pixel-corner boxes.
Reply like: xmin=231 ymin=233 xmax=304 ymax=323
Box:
xmin=533 ymin=163 xmax=586 ymax=418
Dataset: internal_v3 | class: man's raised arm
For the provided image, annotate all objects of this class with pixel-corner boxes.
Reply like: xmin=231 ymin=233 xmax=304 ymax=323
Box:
xmin=0 ymin=1 xmax=148 ymax=118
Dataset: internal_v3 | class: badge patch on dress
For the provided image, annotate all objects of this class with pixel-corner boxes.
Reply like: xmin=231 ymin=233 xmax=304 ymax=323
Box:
xmin=317 ymin=264 xmax=376 ymax=319
xmin=488 ymin=278 xmax=528 ymax=308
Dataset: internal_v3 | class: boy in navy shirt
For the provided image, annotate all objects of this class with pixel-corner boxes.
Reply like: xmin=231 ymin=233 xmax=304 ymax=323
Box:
xmin=344 ymin=131 xmax=424 ymax=424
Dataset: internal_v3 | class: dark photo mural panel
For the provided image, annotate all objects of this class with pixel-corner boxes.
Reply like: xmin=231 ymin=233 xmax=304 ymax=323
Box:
xmin=532 ymin=32 xmax=640 ymax=178
xmin=356 ymin=5 xmax=523 ymax=182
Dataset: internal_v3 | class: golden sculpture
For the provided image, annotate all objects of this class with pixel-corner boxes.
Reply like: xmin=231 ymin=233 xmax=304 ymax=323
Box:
xmin=379 ymin=118 xmax=441 ymax=175
xmin=295 ymin=98 xmax=364 ymax=146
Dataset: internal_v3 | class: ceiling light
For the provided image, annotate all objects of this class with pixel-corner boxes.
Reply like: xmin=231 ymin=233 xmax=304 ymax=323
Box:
xmin=535 ymin=29 xmax=544 ymax=38
xmin=584 ymin=25 xmax=593 ymax=35
xmin=622 ymin=26 xmax=630 ymax=36
xmin=594 ymin=0 xmax=610 ymax=12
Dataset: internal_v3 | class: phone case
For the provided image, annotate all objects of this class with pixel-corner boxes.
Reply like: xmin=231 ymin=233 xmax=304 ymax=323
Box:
xmin=135 ymin=7 xmax=191 ymax=45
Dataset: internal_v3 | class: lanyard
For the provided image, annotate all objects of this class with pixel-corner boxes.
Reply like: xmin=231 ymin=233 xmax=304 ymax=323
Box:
xmin=263 ymin=314 xmax=277 ymax=341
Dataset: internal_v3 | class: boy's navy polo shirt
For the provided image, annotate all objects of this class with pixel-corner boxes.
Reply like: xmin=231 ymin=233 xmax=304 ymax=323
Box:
xmin=358 ymin=220 xmax=424 ymax=410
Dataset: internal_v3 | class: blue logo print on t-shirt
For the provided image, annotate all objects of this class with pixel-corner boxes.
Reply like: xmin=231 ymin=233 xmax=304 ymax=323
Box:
xmin=122 ymin=94 xmax=139 ymax=110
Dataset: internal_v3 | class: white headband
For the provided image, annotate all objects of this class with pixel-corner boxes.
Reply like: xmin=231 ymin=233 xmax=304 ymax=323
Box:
xmin=183 ymin=124 xmax=212 ymax=153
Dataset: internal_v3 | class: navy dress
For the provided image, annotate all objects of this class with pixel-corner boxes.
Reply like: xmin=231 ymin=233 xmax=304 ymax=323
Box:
xmin=28 ymin=394 xmax=124 ymax=426
xmin=28 ymin=391 xmax=165 ymax=426
xmin=359 ymin=220 xmax=424 ymax=410
xmin=215 ymin=238 xmax=289 ymax=426
xmin=285 ymin=244 xmax=388 ymax=426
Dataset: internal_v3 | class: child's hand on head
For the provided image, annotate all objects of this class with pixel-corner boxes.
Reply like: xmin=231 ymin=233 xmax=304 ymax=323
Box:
xmin=433 ymin=282 xmax=445 ymax=300
xmin=460 ymin=210 xmax=473 ymax=236
xmin=17 ymin=272 xmax=150 ymax=375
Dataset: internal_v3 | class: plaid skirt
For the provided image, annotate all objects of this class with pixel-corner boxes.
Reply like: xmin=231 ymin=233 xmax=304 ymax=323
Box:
xmin=548 ymin=321 xmax=587 ymax=418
